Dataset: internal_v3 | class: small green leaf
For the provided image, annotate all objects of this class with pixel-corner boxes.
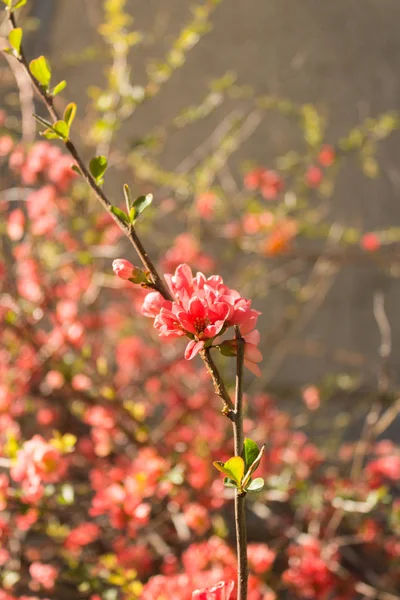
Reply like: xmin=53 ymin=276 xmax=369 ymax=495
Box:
xmin=242 ymin=438 xmax=260 ymax=472
xmin=246 ymin=477 xmax=265 ymax=493
xmin=129 ymin=206 xmax=136 ymax=223
xmin=223 ymin=477 xmax=238 ymax=489
xmin=213 ymin=456 xmax=245 ymax=487
xmin=51 ymin=80 xmax=67 ymax=97
xmin=89 ymin=155 xmax=107 ymax=184
xmin=63 ymin=102 xmax=77 ymax=128
xmin=53 ymin=120 xmax=69 ymax=139
xmin=71 ymin=165 xmax=82 ymax=176
xmin=217 ymin=340 xmax=236 ymax=357
xmin=29 ymin=55 xmax=51 ymax=89
xmin=12 ymin=0 xmax=28 ymax=9
xmin=8 ymin=27 xmax=22 ymax=55
xmin=40 ymin=120 xmax=69 ymax=141
xmin=110 ymin=206 xmax=129 ymax=225
xmin=224 ymin=456 xmax=245 ymax=485
xmin=123 ymin=183 xmax=132 ymax=212
xmin=41 ymin=128 xmax=60 ymax=140
xmin=242 ymin=445 xmax=265 ymax=488
xmin=131 ymin=193 xmax=153 ymax=220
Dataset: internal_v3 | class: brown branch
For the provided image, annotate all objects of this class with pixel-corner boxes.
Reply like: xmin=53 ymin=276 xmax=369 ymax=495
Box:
xmin=200 ymin=348 xmax=235 ymax=417
xmin=233 ymin=326 xmax=248 ymax=600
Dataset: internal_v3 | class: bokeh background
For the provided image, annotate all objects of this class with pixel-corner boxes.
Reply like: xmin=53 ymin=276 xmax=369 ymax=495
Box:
xmin=1 ymin=1 xmax=400 ymax=599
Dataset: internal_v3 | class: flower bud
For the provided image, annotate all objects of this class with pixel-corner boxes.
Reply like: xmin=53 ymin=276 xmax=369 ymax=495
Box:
xmin=112 ymin=258 xmax=135 ymax=280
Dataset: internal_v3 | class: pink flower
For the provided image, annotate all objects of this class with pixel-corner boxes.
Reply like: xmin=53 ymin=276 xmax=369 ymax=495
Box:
xmin=11 ymin=435 xmax=67 ymax=502
xmin=143 ymin=264 xmax=261 ymax=361
xmin=64 ymin=522 xmax=100 ymax=552
xmin=192 ymin=581 xmax=234 ymax=600
xmin=195 ymin=192 xmax=217 ymax=220
xmin=184 ymin=502 xmax=211 ymax=535
xmin=142 ymin=291 xmax=169 ymax=318
xmin=7 ymin=209 xmax=25 ymax=241
xmin=247 ymin=543 xmax=276 ymax=574
xmin=305 ymin=166 xmax=323 ymax=188
xmin=318 ymin=145 xmax=335 ymax=167
xmin=112 ymin=258 xmax=135 ymax=280
xmin=29 ymin=562 xmax=58 ymax=590
xmin=361 ymin=232 xmax=381 ymax=252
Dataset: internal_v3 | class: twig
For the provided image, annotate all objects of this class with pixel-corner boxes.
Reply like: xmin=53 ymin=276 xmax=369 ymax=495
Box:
xmin=200 ymin=348 xmax=235 ymax=417
xmin=233 ymin=326 xmax=247 ymax=600
xmin=351 ymin=291 xmax=391 ymax=480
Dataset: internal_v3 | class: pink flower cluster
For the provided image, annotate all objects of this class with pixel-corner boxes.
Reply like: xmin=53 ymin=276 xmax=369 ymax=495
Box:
xmin=283 ymin=537 xmax=338 ymax=600
xmin=10 ymin=435 xmax=67 ymax=503
xmin=9 ymin=141 xmax=77 ymax=192
xmin=140 ymin=264 xmax=262 ymax=372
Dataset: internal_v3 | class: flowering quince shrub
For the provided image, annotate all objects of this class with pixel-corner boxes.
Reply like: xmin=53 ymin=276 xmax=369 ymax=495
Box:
xmin=0 ymin=2 xmax=400 ymax=600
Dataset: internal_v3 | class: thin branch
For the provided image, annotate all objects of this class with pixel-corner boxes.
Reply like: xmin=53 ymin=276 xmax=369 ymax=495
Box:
xmin=200 ymin=348 xmax=235 ymax=417
xmin=351 ymin=291 xmax=392 ymax=480
xmin=233 ymin=326 xmax=247 ymax=600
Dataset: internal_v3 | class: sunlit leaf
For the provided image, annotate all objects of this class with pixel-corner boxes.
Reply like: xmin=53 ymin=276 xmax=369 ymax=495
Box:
xmin=63 ymin=102 xmax=77 ymax=128
xmin=110 ymin=205 xmax=129 ymax=225
xmin=245 ymin=477 xmax=265 ymax=493
xmin=131 ymin=193 xmax=153 ymax=221
xmin=213 ymin=456 xmax=245 ymax=486
xmin=29 ymin=55 xmax=51 ymax=89
xmin=8 ymin=27 xmax=22 ymax=54
xmin=89 ymin=155 xmax=107 ymax=184
xmin=51 ymin=80 xmax=67 ymax=97
xmin=242 ymin=438 xmax=260 ymax=471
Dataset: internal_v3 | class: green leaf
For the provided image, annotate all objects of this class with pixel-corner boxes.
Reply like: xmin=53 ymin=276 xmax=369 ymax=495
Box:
xmin=129 ymin=206 xmax=136 ymax=223
xmin=63 ymin=102 xmax=76 ymax=128
xmin=40 ymin=120 xmax=69 ymax=141
xmin=12 ymin=0 xmax=28 ymax=9
xmin=123 ymin=183 xmax=132 ymax=212
xmin=29 ymin=55 xmax=51 ymax=89
xmin=110 ymin=205 xmax=129 ymax=225
xmin=131 ymin=193 xmax=153 ymax=220
xmin=242 ymin=438 xmax=260 ymax=471
xmin=89 ymin=155 xmax=107 ymax=184
xmin=51 ymin=80 xmax=67 ymax=97
xmin=213 ymin=456 xmax=245 ymax=487
xmin=242 ymin=445 xmax=265 ymax=488
xmin=8 ymin=27 xmax=22 ymax=54
xmin=71 ymin=165 xmax=82 ymax=176
xmin=217 ymin=340 xmax=236 ymax=357
xmin=246 ymin=477 xmax=265 ymax=493
xmin=223 ymin=477 xmax=238 ymax=489
xmin=41 ymin=128 xmax=60 ymax=140
xmin=53 ymin=119 xmax=69 ymax=139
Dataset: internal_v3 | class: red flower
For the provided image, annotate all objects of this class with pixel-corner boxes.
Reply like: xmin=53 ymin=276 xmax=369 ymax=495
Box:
xmin=142 ymin=264 xmax=261 ymax=361
xmin=305 ymin=166 xmax=323 ymax=188
xmin=192 ymin=581 xmax=234 ymax=600
xmin=318 ymin=145 xmax=336 ymax=167
xmin=361 ymin=233 xmax=380 ymax=252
